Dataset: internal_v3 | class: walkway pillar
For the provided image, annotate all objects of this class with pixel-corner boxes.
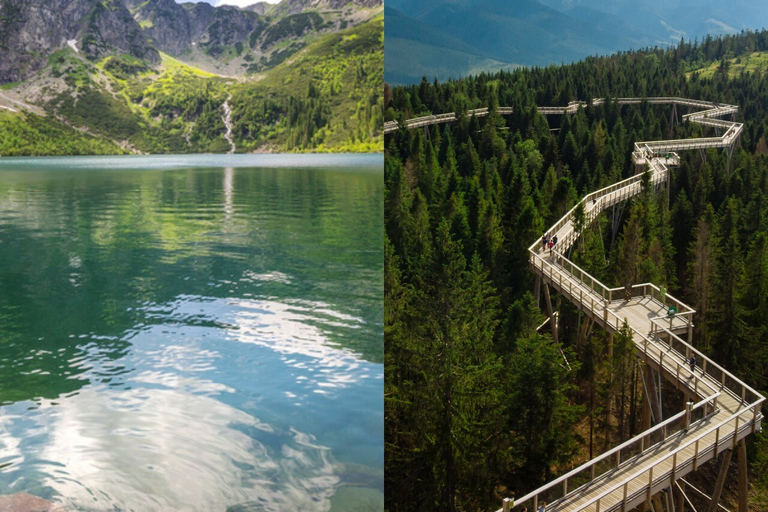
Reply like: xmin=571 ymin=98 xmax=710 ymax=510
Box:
xmin=707 ymin=448 xmax=734 ymax=512
xmin=641 ymin=364 xmax=652 ymax=448
xmin=534 ymin=275 xmax=541 ymax=307
xmin=738 ymin=438 xmax=748 ymax=512
xmin=543 ymin=283 xmax=558 ymax=344
xmin=675 ymin=482 xmax=685 ymax=512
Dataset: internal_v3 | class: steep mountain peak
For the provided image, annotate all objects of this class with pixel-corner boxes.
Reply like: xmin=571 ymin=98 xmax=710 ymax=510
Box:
xmin=80 ymin=0 xmax=160 ymax=62
xmin=0 ymin=0 xmax=157 ymax=83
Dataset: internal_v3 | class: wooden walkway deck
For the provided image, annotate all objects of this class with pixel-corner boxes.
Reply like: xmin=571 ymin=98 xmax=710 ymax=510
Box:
xmin=388 ymin=97 xmax=763 ymax=512
xmin=505 ymin=100 xmax=762 ymax=512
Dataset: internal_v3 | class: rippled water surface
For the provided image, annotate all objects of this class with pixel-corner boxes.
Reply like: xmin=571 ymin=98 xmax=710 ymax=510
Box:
xmin=0 ymin=154 xmax=383 ymax=511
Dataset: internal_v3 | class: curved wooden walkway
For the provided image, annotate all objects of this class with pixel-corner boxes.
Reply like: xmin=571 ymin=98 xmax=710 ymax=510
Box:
xmin=386 ymin=98 xmax=763 ymax=512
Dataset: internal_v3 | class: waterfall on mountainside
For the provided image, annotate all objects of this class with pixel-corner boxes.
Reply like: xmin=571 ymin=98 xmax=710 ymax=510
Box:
xmin=221 ymin=96 xmax=235 ymax=154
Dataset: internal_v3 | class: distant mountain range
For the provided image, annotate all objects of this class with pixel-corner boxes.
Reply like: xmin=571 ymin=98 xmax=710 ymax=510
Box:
xmin=385 ymin=0 xmax=768 ymax=84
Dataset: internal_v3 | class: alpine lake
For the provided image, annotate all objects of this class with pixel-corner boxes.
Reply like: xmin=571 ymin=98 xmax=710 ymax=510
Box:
xmin=0 ymin=154 xmax=383 ymax=512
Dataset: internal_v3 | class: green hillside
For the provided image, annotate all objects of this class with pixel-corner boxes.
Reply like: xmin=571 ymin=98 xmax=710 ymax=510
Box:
xmin=0 ymin=15 xmax=383 ymax=156
xmin=687 ymin=51 xmax=768 ymax=80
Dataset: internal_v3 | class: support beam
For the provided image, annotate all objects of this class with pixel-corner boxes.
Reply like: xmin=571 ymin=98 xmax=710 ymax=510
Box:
xmin=534 ymin=275 xmax=541 ymax=307
xmin=644 ymin=363 xmax=662 ymax=424
xmin=639 ymin=361 xmax=653 ymax=448
xmin=677 ymin=480 xmax=698 ymax=512
xmin=707 ymin=449 xmax=734 ymax=512
xmin=675 ymin=483 xmax=685 ymax=512
xmin=543 ymin=283 xmax=558 ymax=344
xmin=738 ymin=439 xmax=748 ymax=512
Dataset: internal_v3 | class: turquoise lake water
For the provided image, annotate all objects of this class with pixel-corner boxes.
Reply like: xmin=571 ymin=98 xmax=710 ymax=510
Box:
xmin=0 ymin=154 xmax=383 ymax=511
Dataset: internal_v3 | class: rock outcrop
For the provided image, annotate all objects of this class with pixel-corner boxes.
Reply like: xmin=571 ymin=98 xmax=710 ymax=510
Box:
xmin=0 ymin=0 xmax=381 ymax=84
xmin=0 ymin=0 xmax=157 ymax=83
xmin=131 ymin=0 xmax=263 ymax=55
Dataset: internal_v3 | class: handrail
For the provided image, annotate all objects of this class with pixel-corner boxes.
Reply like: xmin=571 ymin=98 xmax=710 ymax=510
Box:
xmin=396 ymin=98 xmax=758 ymax=512
xmin=571 ymin=397 xmax=763 ymax=512
xmin=386 ymin=97 xmax=741 ymax=135
xmin=535 ymin=252 xmax=738 ymax=402
xmin=649 ymin=320 xmax=764 ymax=404
xmin=508 ymin=99 xmax=759 ymax=512
xmin=528 ymin=163 xmax=668 ymax=256
xmin=505 ymin=393 xmax=722 ymax=511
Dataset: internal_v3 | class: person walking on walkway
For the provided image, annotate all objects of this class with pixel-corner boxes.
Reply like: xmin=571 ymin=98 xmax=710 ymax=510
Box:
xmin=689 ymin=355 xmax=697 ymax=375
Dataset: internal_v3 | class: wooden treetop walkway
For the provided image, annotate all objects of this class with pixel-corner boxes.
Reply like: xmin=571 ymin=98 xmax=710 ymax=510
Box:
xmin=386 ymin=97 xmax=763 ymax=512
xmin=510 ymin=100 xmax=761 ymax=512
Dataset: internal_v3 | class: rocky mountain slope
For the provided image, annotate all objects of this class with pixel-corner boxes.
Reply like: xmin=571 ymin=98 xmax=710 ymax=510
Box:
xmin=0 ymin=0 xmax=382 ymax=83
xmin=0 ymin=0 xmax=158 ymax=84
xmin=0 ymin=7 xmax=383 ymax=155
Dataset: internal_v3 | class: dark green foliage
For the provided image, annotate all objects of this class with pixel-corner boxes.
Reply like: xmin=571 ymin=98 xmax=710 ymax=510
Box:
xmin=260 ymin=12 xmax=323 ymax=50
xmin=386 ymin=28 xmax=768 ymax=510
xmin=49 ymin=88 xmax=140 ymax=140
xmin=102 ymin=55 xmax=150 ymax=80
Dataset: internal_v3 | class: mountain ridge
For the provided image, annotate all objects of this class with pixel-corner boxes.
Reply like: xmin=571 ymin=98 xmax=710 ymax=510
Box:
xmin=385 ymin=0 xmax=768 ymax=84
xmin=0 ymin=0 xmax=382 ymax=84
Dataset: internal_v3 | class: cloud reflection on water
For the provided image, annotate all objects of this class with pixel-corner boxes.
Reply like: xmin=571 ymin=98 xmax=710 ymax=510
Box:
xmin=0 ymin=293 xmax=382 ymax=511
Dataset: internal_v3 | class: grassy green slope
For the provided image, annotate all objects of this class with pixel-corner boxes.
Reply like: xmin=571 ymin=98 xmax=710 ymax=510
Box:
xmin=686 ymin=51 xmax=768 ymax=79
xmin=3 ymin=14 xmax=382 ymax=155
xmin=230 ymin=14 xmax=384 ymax=152
xmin=0 ymin=110 xmax=125 ymax=156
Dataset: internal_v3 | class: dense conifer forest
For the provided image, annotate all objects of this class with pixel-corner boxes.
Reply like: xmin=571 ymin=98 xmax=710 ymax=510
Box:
xmin=385 ymin=29 xmax=768 ymax=511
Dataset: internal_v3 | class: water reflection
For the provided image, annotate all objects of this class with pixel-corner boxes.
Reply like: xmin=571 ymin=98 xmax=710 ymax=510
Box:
xmin=0 ymin=293 xmax=382 ymax=511
xmin=2 ymin=389 xmax=340 ymax=511
xmin=0 ymin=156 xmax=383 ymax=511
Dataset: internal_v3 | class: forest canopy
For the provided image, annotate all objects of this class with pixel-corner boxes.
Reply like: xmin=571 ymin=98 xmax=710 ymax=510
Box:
xmin=385 ymin=29 xmax=768 ymax=511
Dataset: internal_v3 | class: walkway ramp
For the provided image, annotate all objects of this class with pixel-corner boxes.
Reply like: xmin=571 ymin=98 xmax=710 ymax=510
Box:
xmin=506 ymin=101 xmax=762 ymax=512
xmin=386 ymin=97 xmax=762 ymax=512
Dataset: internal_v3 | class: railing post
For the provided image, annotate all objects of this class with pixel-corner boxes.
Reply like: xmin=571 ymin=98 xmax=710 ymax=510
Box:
xmin=648 ymin=466 xmax=654 ymax=501
xmin=672 ymin=452 xmax=677 ymax=484
xmin=503 ymin=498 xmax=513 ymax=512
xmin=685 ymin=401 xmax=692 ymax=431
xmin=754 ymin=405 xmax=760 ymax=433
xmin=714 ymin=427 xmax=719 ymax=457
xmin=694 ymin=439 xmax=700 ymax=470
